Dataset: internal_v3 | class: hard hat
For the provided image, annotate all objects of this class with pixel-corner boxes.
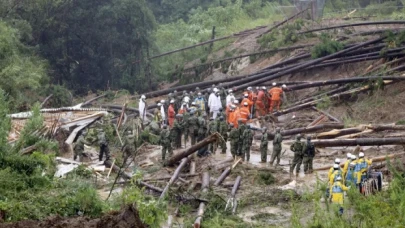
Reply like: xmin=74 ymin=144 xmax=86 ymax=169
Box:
xmin=247 ymin=87 xmax=252 ymax=91
xmin=347 ymin=153 xmax=352 ymax=159
xmin=333 ymin=164 xmax=339 ymax=169
xmin=359 ymin=152 xmax=365 ymax=158
xmin=170 ymin=99 xmax=175 ymax=104
xmin=282 ymin=84 xmax=287 ymax=88
xmin=168 ymin=93 xmax=173 ymax=96
xmin=141 ymin=95 xmax=146 ymax=99
xmin=157 ymin=103 xmax=162 ymax=106
xmin=234 ymin=100 xmax=239 ymax=104
xmin=276 ymin=127 xmax=281 ymax=132
xmin=219 ymin=116 xmax=224 ymax=120
xmin=336 ymin=176 xmax=342 ymax=181
xmin=272 ymin=82 xmax=277 ymax=86
xmin=296 ymin=134 xmax=302 ymax=139
xmin=255 ymin=87 xmax=259 ymax=90
xmin=230 ymin=105 xmax=236 ymax=109
xmin=160 ymin=99 xmax=165 ymax=103
xmin=213 ymin=88 xmax=219 ymax=92
xmin=198 ymin=92 xmax=202 ymax=96
xmin=243 ymin=102 xmax=248 ymax=106
xmin=196 ymin=87 xmax=200 ymax=90
xmin=229 ymin=123 xmax=234 ymax=127
xmin=228 ymin=89 xmax=233 ymax=93
xmin=174 ymin=90 xmax=177 ymax=93
xmin=351 ymin=155 xmax=357 ymax=160
xmin=191 ymin=102 xmax=196 ymax=105
xmin=261 ymin=86 xmax=266 ymax=90
xmin=334 ymin=158 xmax=341 ymax=164
xmin=349 ymin=162 xmax=356 ymax=167
xmin=244 ymin=93 xmax=248 ymax=97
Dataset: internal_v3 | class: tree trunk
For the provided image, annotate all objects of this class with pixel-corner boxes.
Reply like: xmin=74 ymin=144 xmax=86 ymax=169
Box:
xmin=299 ymin=20 xmax=405 ymax=34
xmin=166 ymin=134 xmax=218 ymax=166
xmin=214 ymin=167 xmax=231 ymax=186
xmin=159 ymin=157 xmax=190 ymax=201
xmin=193 ymin=172 xmax=210 ymax=228
xmin=312 ymin=107 xmax=341 ymax=123
xmin=312 ymin=137 xmax=405 ymax=148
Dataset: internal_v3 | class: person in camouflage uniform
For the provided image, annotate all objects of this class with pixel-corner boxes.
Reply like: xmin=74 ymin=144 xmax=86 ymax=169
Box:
xmin=260 ymin=127 xmax=268 ymax=162
xmin=290 ymin=134 xmax=304 ymax=177
xmin=218 ymin=116 xmax=228 ymax=154
xmin=242 ymin=125 xmax=254 ymax=162
xmin=171 ymin=114 xmax=183 ymax=149
xmin=302 ymin=136 xmax=315 ymax=174
xmin=183 ymin=109 xmax=190 ymax=147
xmin=97 ymin=129 xmax=110 ymax=161
xmin=270 ymin=128 xmax=283 ymax=166
xmin=208 ymin=117 xmax=218 ymax=153
xmin=197 ymin=113 xmax=208 ymax=142
xmin=229 ymin=123 xmax=239 ymax=158
xmin=123 ymin=129 xmax=136 ymax=157
xmin=73 ymin=131 xmax=90 ymax=161
xmin=159 ymin=125 xmax=172 ymax=161
xmin=237 ymin=120 xmax=246 ymax=157
xmin=188 ymin=111 xmax=199 ymax=146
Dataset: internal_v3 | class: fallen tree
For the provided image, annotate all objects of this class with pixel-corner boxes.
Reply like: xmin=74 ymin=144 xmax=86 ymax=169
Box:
xmin=298 ymin=20 xmax=405 ymax=34
xmin=312 ymin=137 xmax=405 ymax=148
xmin=193 ymin=172 xmax=210 ymax=228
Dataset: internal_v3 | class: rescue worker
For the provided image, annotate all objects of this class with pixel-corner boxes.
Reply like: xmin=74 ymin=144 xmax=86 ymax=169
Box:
xmin=328 ymin=158 xmax=342 ymax=182
xmin=123 ymin=129 xmax=135 ymax=157
xmin=182 ymin=92 xmax=191 ymax=107
xmin=345 ymin=161 xmax=357 ymax=187
xmin=256 ymin=87 xmax=266 ymax=117
xmin=194 ymin=92 xmax=206 ymax=114
xmin=242 ymin=125 xmax=253 ymax=162
xmin=241 ymin=93 xmax=254 ymax=112
xmin=290 ymin=134 xmax=304 ymax=177
xmin=355 ymin=152 xmax=372 ymax=192
xmin=329 ymin=176 xmax=349 ymax=216
xmin=247 ymin=87 xmax=257 ymax=117
xmin=168 ymin=99 xmax=176 ymax=127
xmin=225 ymin=98 xmax=234 ymax=122
xmin=159 ymin=125 xmax=172 ymax=161
xmin=232 ymin=102 xmax=241 ymax=128
xmin=342 ymin=153 xmax=353 ymax=181
xmin=154 ymin=104 xmax=162 ymax=124
xmin=302 ymin=136 xmax=315 ymax=174
xmin=198 ymin=113 xmax=208 ymax=142
xmin=237 ymin=120 xmax=246 ymax=157
xmin=229 ymin=123 xmax=239 ymax=158
xmin=174 ymin=90 xmax=181 ymax=109
xmin=183 ymin=108 xmax=190 ymax=147
xmin=211 ymin=90 xmax=222 ymax=119
xmin=188 ymin=110 xmax=199 ymax=146
xmin=227 ymin=105 xmax=236 ymax=126
xmin=73 ymin=131 xmax=90 ymax=162
xmin=329 ymin=164 xmax=343 ymax=186
xmin=178 ymin=102 xmax=187 ymax=115
xmin=189 ymin=101 xmax=198 ymax=114
xmin=219 ymin=116 xmax=228 ymax=154
xmin=239 ymin=102 xmax=251 ymax=124
xmin=270 ymin=127 xmax=283 ymax=166
xmin=138 ymin=95 xmax=147 ymax=121
xmin=268 ymin=82 xmax=283 ymax=112
xmin=160 ymin=100 xmax=167 ymax=125
xmin=226 ymin=89 xmax=235 ymax=106
xmin=260 ymin=127 xmax=269 ymax=163
xmin=171 ymin=114 xmax=183 ymax=149
xmin=189 ymin=91 xmax=195 ymax=101
xmin=208 ymin=117 xmax=218 ymax=153
xmin=97 ymin=129 xmax=110 ymax=161
xmin=208 ymin=88 xmax=217 ymax=117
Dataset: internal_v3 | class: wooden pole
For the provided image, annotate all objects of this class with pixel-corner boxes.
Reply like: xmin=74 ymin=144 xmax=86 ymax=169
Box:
xmin=313 ymin=137 xmax=405 ymax=148
xmin=193 ymin=172 xmax=210 ymax=228
xmin=159 ymin=157 xmax=190 ymax=201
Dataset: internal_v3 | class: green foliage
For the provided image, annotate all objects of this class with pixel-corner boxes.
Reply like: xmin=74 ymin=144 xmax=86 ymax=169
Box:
xmin=395 ymin=119 xmax=405 ymax=125
xmin=113 ymin=181 xmax=167 ymax=227
xmin=258 ymin=20 xmax=304 ymax=49
xmin=316 ymin=95 xmax=332 ymax=110
xmin=311 ymin=33 xmax=344 ymax=58
xmin=0 ymin=90 xmax=11 ymax=153
xmin=257 ymin=171 xmax=276 ymax=185
xmin=41 ymin=85 xmax=72 ymax=108
xmin=385 ymin=30 xmax=405 ymax=47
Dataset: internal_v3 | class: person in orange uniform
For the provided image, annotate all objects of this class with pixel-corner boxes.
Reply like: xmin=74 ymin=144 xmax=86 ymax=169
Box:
xmin=168 ymin=99 xmax=176 ymax=127
xmin=268 ymin=82 xmax=283 ymax=112
xmin=228 ymin=105 xmax=236 ymax=125
xmin=239 ymin=102 xmax=251 ymax=124
xmin=225 ymin=97 xmax=234 ymax=122
xmin=256 ymin=87 xmax=266 ymax=117
xmin=241 ymin=93 xmax=253 ymax=111
xmin=178 ymin=102 xmax=187 ymax=114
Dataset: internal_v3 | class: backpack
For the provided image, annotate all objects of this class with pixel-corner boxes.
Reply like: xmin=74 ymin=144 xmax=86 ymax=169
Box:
xmin=306 ymin=142 xmax=315 ymax=157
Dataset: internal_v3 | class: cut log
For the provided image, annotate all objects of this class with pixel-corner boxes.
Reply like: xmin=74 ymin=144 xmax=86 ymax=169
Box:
xmin=317 ymin=124 xmax=405 ymax=139
xmin=314 ymin=152 xmax=405 ymax=171
xmin=307 ymin=115 xmax=327 ymax=127
xmin=190 ymin=162 xmax=196 ymax=175
xmin=214 ymin=167 xmax=231 ymax=187
xmin=312 ymin=107 xmax=341 ymax=123
xmin=299 ymin=20 xmax=405 ymax=34
xmin=231 ymin=176 xmax=242 ymax=214
xmin=142 ymin=173 xmax=200 ymax=182
xmin=166 ymin=134 xmax=218 ymax=166
xmin=193 ymin=172 xmax=210 ymax=228
xmin=313 ymin=137 xmax=405 ymax=148
xmin=159 ymin=157 xmax=190 ymax=201
xmin=117 ymin=103 xmax=127 ymax=129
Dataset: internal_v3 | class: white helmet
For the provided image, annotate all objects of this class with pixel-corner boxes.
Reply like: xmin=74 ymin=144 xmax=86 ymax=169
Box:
xmin=272 ymin=82 xmax=277 ymax=86
xmin=247 ymin=87 xmax=252 ymax=91
xmin=191 ymin=102 xmax=196 ymax=105
xmin=255 ymin=87 xmax=259 ymax=90
xmin=170 ymin=99 xmax=175 ymax=104
xmin=234 ymin=100 xmax=239 ymax=104
xmin=230 ymin=105 xmax=236 ymax=109
xmin=228 ymin=89 xmax=233 ymax=93
xmin=333 ymin=164 xmax=339 ymax=169
xmin=359 ymin=152 xmax=365 ymax=158
xmin=244 ymin=93 xmax=248 ymax=97
xmin=261 ymin=86 xmax=266 ymax=90
xmin=282 ymin=84 xmax=287 ymax=88
xmin=243 ymin=102 xmax=248 ymax=106
xmin=160 ymin=99 xmax=165 ymax=103
xmin=213 ymin=88 xmax=219 ymax=92
xmin=334 ymin=158 xmax=341 ymax=164
xmin=198 ymin=92 xmax=202 ymax=96
xmin=346 ymin=153 xmax=352 ymax=159
xmin=351 ymin=155 xmax=357 ymax=160
xmin=336 ymin=176 xmax=342 ymax=181
xmin=157 ymin=103 xmax=162 ymax=107
xmin=141 ymin=95 xmax=146 ymax=99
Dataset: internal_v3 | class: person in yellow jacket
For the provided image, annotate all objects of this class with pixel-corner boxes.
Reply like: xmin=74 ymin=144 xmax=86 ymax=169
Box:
xmin=329 ymin=176 xmax=349 ymax=215
xmin=328 ymin=158 xmax=341 ymax=182
xmin=342 ymin=153 xmax=355 ymax=182
xmin=329 ymin=164 xmax=343 ymax=186
xmin=355 ymin=152 xmax=372 ymax=192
